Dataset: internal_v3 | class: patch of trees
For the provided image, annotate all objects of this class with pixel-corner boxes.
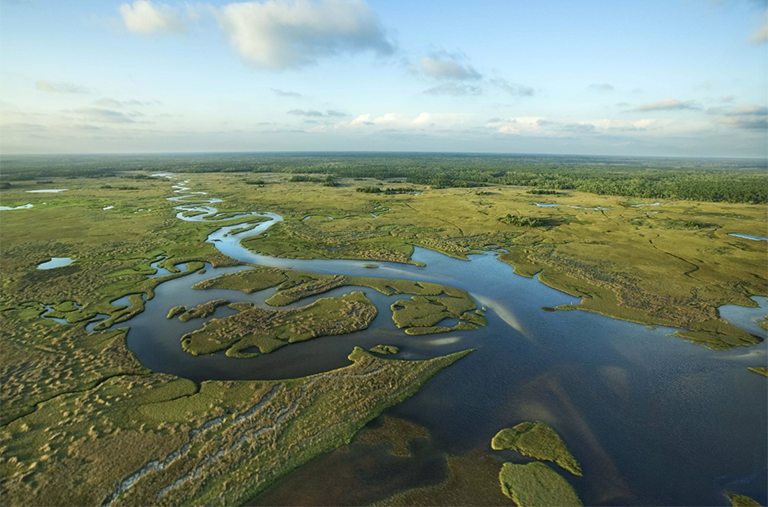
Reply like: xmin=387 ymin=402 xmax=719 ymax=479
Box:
xmin=1 ymin=153 xmax=764 ymax=204
xmin=499 ymin=214 xmax=548 ymax=227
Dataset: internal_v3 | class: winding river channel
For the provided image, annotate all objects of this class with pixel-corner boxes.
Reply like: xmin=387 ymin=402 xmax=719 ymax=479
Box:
xmin=49 ymin=176 xmax=768 ymax=505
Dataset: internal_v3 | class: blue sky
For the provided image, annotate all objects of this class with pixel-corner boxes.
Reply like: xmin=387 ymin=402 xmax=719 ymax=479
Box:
xmin=1 ymin=0 xmax=766 ymax=157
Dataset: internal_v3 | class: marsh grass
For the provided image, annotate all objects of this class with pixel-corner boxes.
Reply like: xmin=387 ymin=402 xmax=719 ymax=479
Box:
xmin=355 ymin=416 xmax=427 ymax=457
xmin=498 ymin=462 xmax=582 ymax=507
xmin=727 ymin=493 xmax=764 ymax=507
xmin=370 ymin=345 xmax=399 ymax=355
xmin=491 ymin=421 xmax=581 ymax=476
xmin=180 ymin=292 xmax=377 ymax=357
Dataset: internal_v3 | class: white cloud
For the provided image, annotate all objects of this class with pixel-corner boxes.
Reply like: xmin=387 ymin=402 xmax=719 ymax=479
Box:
xmin=634 ymin=98 xmax=698 ymax=111
xmin=118 ymin=0 xmax=188 ymax=34
xmin=423 ymin=82 xmax=482 ymax=96
xmin=216 ymin=0 xmax=393 ymax=69
xmin=485 ymin=117 xmax=544 ymax=135
xmin=485 ymin=116 xmax=692 ymax=136
xmin=490 ymin=78 xmax=534 ymax=96
xmin=35 ymin=81 xmax=89 ymax=94
xmin=72 ymin=108 xmax=137 ymax=123
xmin=345 ymin=112 xmax=463 ymax=129
xmin=420 ymin=56 xmax=481 ymax=81
xmin=749 ymin=11 xmax=768 ymax=43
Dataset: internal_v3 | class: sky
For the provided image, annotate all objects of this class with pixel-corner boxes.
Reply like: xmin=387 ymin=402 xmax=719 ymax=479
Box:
xmin=0 ymin=0 xmax=766 ymax=157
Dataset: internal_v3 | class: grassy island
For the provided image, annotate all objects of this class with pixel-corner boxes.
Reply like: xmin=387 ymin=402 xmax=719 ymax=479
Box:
xmin=370 ymin=345 xmax=400 ymax=355
xmin=180 ymin=292 xmax=377 ymax=358
xmin=492 ymin=421 xmax=582 ymax=476
xmin=177 ymin=298 xmax=229 ymax=322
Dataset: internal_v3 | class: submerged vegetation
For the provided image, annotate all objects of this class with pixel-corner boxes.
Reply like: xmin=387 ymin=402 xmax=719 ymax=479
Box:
xmin=498 ymin=462 xmax=583 ymax=507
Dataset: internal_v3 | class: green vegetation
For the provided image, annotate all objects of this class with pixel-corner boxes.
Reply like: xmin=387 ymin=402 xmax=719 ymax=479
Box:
xmin=404 ymin=321 xmax=477 ymax=336
xmin=192 ymin=267 xmax=287 ymax=293
xmin=4 ymin=153 xmax=763 ymax=203
xmin=370 ymin=345 xmax=399 ymax=355
xmin=355 ymin=416 xmax=427 ymax=457
xmin=728 ymin=493 xmax=764 ymax=507
xmin=0 ymin=338 xmax=472 ymax=506
xmin=166 ymin=305 xmax=185 ymax=319
xmin=177 ymin=299 xmax=229 ymax=322
xmin=377 ymin=452 xmax=514 ymax=506
xmin=498 ymin=462 xmax=582 ymax=507
xmin=391 ymin=295 xmax=477 ymax=329
xmin=357 ymin=187 xmax=418 ymax=194
xmin=192 ymin=267 xmax=485 ymax=336
xmin=672 ymin=320 xmax=762 ymax=351
xmin=499 ymin=214 xmax=549 ymax=227
xmin=747 ymin=367 xmax=768 ymax=377
xmin=491 ymin=421 xmax=582 ymax=476
xmin=180 ymin=292 xmax=377 ymax=358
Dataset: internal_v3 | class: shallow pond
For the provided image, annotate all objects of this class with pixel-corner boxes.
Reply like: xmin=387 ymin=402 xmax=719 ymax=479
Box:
xmin=26 ymin=189 xmax=68 ymax=193
xmin=0 ymin=203 xmax=33 ymax=211
xmin=47 ymin=176 xmax=768 ymax=506
xmin=728 ymin=233 xmax=768 ymax=242
xmin=37 ymin=257 xmax=74 ymax=269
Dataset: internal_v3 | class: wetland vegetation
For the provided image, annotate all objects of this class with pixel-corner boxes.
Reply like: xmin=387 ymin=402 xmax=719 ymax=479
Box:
xmin=1 ymin=157 xmax=766 ymax=506
xmin=491 ymin=421 xmax=582 ymax=476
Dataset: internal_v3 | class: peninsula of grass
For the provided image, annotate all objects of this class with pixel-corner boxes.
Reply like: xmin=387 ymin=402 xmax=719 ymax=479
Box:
xmin=747 ymin=367 xmax=768 ymax=377
xmin=492 ymin=421 xmax=582 ymax=476
xmin=370 ymin=345 xmax=399 ymax=355
xmin=180 ymin=292 xmax=377 ymax=358
xmin=499 ymin=462 xmax=583 ymax=507
xmin=727 ymin=493 xmax=764 ymax=507
xmin=0 ymin=320 xmax=472 ymax=507
xmin=405 ymin=321 xmax=477 ymax=335
xmin=178 ymin=299 xmax=229 ymax=322
xmin=167 ymin=305 xmax=185 ymax=319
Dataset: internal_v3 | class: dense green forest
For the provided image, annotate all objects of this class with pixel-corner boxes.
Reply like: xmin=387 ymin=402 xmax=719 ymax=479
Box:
xmin=1 ymin=153 xmax=765 ymax=204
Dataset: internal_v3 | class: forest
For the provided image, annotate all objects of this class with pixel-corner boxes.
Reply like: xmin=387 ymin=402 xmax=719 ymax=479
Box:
xmin=1 ymin=152 xmax=765 ymax=204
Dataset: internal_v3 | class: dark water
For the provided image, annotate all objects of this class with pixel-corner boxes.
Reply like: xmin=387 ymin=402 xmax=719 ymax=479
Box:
xmin=47 ymin=177 xmax=768 ymax=505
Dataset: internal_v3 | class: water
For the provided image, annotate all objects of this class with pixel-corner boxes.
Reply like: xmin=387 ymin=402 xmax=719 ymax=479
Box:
xmin=37 ymin=257 xmax=74 ymax=269
xmin=0 ymin=203 xmax=33 ymax=211
xmin=534 ymin=202 xmax=611 ymax=210
xmin=728 ymin=233 xmax=768 ymax=242
xmin=44 ymin=176 xmax=768 ymax=505
xmin=26 ymin=189 xmax=68 ymax=193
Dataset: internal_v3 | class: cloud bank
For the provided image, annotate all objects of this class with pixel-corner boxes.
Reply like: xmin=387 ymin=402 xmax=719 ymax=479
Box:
xmin=118 ymin=0 xmax=189 ymax=33
xmin=635 ymin=98 xmax=698 ymax=111
xmin=420 ymin=56 xmax=481 ymax=81
xmin=36 ymin=81 xmax=89 ymax=94
xmin=216 ymin=0 xmax=394 ymax=68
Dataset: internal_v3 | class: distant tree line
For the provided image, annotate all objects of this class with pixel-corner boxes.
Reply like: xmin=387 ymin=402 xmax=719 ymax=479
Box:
xmin=1 ymin=153 xmax=765 ymax=204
